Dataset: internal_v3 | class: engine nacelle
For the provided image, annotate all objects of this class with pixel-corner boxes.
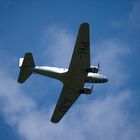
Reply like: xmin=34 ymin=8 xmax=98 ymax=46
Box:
xmin=80 ymin=87 xmax=93 ymax=95
xmin=86 ymin=66 xmax=98 ymax=73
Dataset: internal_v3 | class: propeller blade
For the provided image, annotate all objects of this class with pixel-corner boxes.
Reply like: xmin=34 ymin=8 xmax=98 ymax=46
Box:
xmin=91 ymin=84 xmax=94 ymax=90
xmin=98 ymin=62 xmax=100 ymax=71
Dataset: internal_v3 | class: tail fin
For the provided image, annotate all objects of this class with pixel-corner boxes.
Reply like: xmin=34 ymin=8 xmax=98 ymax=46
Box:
xmin=18 ymin=53 xmax=35 ymax=83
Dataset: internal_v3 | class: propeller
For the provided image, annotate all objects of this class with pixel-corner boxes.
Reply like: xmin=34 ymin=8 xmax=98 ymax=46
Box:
xmin=98 ymin=62 xmax=100 ymax=72
xmin=91 ymin=84 xmax=94 ymax=90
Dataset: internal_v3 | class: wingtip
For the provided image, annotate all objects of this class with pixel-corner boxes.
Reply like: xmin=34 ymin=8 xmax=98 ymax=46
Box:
xmin=79 ymin=23 xmax=89 ymax=30
xmin=80 ymin=22 xmax=89 ymax=26
xmin=51 ymin=114 xmax=61 ymax=123
xmin=50 ymin=118 xmax=59 ymax=123
xmin=17 ymin=79 xmax=24 ymax=84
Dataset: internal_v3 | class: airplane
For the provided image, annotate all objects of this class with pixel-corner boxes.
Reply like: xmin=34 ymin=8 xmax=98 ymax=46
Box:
xmin=17 ymin=23 xmax=108 ymax=123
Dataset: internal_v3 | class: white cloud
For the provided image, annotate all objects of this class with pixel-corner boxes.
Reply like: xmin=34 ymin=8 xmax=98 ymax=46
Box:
xmin=74 ymin=90 xmax=133 ymax=140
xmin=0 ymin=70 xmax=139 ymax=140
xmin=42 ymin=25 xmax=75 ymax=67
xmin=0 ymin=25 xmax=139 ymax=140
xmin=92 ymin=39 xmax=130 ymax=88
xmin=128 ymin=0 xmax=140 ymax=28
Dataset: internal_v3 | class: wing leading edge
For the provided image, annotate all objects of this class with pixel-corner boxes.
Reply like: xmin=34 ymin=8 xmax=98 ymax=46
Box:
xmin=51 ymin=23 xmax=90 ymax=123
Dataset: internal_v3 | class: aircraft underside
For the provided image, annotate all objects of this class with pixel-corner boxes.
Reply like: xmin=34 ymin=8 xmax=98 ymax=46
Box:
xmin=18 ymin=23 xmax=108 ymax=123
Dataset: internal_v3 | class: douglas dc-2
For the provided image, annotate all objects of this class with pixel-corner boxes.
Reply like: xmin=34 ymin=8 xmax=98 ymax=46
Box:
xmin=18 ymin=23 xmax=108 ymax=123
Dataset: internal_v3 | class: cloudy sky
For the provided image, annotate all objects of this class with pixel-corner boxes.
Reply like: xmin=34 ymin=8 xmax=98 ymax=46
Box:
xmin=0 ymin=0 xmax=140 ymax=140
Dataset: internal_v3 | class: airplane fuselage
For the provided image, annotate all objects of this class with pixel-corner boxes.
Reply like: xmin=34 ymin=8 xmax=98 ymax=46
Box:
xmin=32 ymin=66 xmax=108 ymax=84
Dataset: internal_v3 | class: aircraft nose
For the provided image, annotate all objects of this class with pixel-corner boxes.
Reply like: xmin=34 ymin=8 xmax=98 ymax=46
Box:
xmin=105 ymin=77 xmax=109 ymax=82
xmin=102 ymin=76 xmax=108 ymax=82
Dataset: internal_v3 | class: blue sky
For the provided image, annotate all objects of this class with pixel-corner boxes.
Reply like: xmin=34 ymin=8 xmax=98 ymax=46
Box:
xmin=0 ymin=0 xmax=140 ymax=140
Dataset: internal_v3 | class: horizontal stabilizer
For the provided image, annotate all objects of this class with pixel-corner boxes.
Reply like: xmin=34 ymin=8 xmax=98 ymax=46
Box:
xmin=18 ymin=53 xmax=35 ymax=83
xmin=18 ymin=69 xmax=32 ymax=83
xmin=19 ymin=58 xmax=24 ymax=67
xmin=20 ymin=53 xmax=35 ymax=68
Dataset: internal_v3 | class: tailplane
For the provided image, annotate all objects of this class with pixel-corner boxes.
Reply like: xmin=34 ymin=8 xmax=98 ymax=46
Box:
xmin=18 ymin=53 xmax=35 ymax=83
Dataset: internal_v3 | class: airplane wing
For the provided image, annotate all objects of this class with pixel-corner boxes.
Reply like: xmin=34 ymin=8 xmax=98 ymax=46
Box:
xmin=51 ymin=23 xmax=90 ymax=123
xmin=51 ymin=86 xmax=80 ymax=123
xmin=69 ymin=23 xmax=90 ymax=71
